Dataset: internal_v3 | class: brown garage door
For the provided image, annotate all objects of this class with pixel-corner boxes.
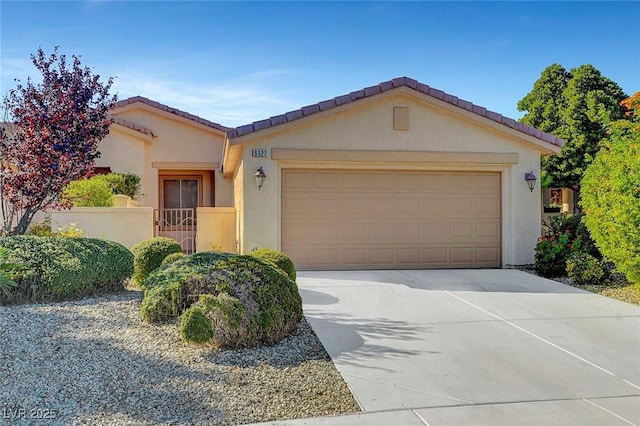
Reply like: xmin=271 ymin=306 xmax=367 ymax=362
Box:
xmin=282 ymin=170 xmax=501 ymax=270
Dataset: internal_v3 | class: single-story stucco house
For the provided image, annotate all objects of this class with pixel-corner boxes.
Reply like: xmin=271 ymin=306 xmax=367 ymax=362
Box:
xmin=83 ymin=77 xmax=563 ymax=269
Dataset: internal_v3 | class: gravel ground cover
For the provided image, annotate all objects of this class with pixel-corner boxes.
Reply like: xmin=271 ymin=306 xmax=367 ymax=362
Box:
xmin=520 ymin=266 xmax=640 ymax=305
xmin=0 ymin=290 xmax=360 ymax=425
xmin=565 ymin=280 xmax=640 ymax=305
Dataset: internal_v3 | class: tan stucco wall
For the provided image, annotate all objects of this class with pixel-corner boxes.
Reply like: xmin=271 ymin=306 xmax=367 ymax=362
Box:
xmin=96 ymin=104 xmax=233 ymax=209
xmin=50 ymin=208 xmax=154 ymax=249
xmin=231 ymin=91 xmax=548 ymax=266
xmin=196 ymin=207 xmax=237 ymax=253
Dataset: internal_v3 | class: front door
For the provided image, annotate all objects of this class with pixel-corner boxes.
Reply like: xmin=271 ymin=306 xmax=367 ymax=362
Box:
xmin=157 ymin=176 xmax=202 ymax=253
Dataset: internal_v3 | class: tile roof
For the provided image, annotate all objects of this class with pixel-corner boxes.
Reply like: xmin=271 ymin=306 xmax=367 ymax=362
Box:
xmin=112 ymin=117 xmax=156 ymax=137
xmin=113 ymin=96 xmax=230 ymax=133
xmin=226 ymin=77 xmax=564 ymax=147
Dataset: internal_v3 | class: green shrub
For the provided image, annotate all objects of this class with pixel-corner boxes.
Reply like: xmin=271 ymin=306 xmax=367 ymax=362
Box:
xmin=131 ymin=237 xmax=183 ymax=285
xmin=179 ymin=306 xmax=214 ymax=343
xmin=102 ymin=173 xmax=142 ymax=200
xmin=27 ymin=217 xmax=55 ymax=237
xmin=0 ymin=247 xmax=27 ymax=298
xmin=581 ymin=129 xmax=640 ymax=285
xmin=566 ymin=251 xmax=607 ymax=286
xmin=535 ymin=233 xmax=574 ymax=278
xmin=161 ymin=252 xmax=187 ymax=266
xmin=535 ymin=213 xmax=602 ymax=278
xmin=62 ymin=176 xmax=114 ymax=207
xmin=0 ymin=236 xmax=133 ymax=304
xmin=542 ymin=214 xmax=600 ymax=258
xmin=250 ymin=248 xmax=297 ymax=281
xmin=141 ymin=251 xmax=302 ymax=348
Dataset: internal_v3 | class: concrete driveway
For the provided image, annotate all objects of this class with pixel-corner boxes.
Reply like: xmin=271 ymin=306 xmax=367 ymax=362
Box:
xmin=292 ymin=269 xmax=640 ymax=425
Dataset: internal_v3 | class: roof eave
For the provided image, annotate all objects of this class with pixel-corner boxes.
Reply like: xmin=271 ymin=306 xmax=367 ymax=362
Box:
xmin=226 ymin=77 xmax=565 ymax=150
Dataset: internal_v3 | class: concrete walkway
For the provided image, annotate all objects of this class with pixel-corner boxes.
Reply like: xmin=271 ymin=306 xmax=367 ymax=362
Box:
xmin=253 ymin=269 xmax=640 ymax=425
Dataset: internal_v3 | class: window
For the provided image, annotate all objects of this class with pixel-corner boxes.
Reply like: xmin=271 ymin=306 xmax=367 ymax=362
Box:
xmin=543 ymin=188 xmax=562 ymax=213
xmin=94 ymin=167 xmax=112 ymax=175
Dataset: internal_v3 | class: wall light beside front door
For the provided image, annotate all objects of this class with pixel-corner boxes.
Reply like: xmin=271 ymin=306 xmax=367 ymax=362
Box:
xmin=525 ymin=171 xmax=537 ymax=192
xmin=255 ymin=167 xmax=267 ymax=190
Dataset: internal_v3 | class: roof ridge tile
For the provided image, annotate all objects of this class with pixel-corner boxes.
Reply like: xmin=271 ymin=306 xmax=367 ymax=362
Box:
xmin=112 ymin=96 xmax=229 ymax=132
xmin=223 ymin=76 xmax=563 ymax=148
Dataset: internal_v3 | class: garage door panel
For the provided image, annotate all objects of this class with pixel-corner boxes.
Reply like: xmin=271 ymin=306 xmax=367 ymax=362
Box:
xmin=369 ymin=223 xmax=395 ymax=243
xmin=397 ymin=248 xmax=422 ymax=266
xmin=450 ymin=222 xmax=474 ymax=238
xmin=286 ymin=245 xmax=312 ymax=266
xmin=475 ymin=173 xmax=501 ymax=192
xmin=282 ymin=221 xmax=312 ymax=241
xmin=424 ymin=247 xmax=450 ymax=265
xmin=340 ymin=172 xmax=367 ymax=190
xmin=476 ymin=197 xmax=501 ymax=216
xmin=367 ymin=194 xmax=396 ymax=215
xmin=282 ymin=171 xmax=310 ymax=190
xmin=369 ymin=248 xmax=395 ymax=265
xmin=368 ymin=173 xmax=396 ymax=190
xmin=451 ymin=247 xmax=474 ymax=264
xmin=396 ymin=196 xmax=421 ymax=215
xmin=449 ymin=197 xmax=474 ymax=216
xmin=423 ymin=196 xmax=449 ymax=214
xmin=341 ymin=222 xmax=368 ymax=242
xmin=477 ymin=247 xmax=500 ymax=263
xmin=423 ymin=174 xmax=449 ymax=191
xmin=341 ymin=194 xmax=368 ymax=215
xmin=422 ymin=222 xmax=449 ymax=240
xmin=311 ymin=222 xmax=340 ymax=241
xmin=341 ymin=248 xmax=367 ymax=265
xmin=476 ymin=222 xmax=500 ymax=238
xmin=397 ymin=223 xmax=423 ymax=243
xmin=312 ymin=172 xmax=339 ymax=190
xmin=282 ymin=170 xmax=501 ymax=270
xmin=282 ymin=195 xmax=312 ymax=215
xmin=313 ymin=194 xmax=340 ymax=215
xmin=397 ymin=173 xmax=423 ymax=190
xmin=449 ymin=174 xmax=475 ymax=191
xmin=312 ymin=247 xmax=341 ymax=266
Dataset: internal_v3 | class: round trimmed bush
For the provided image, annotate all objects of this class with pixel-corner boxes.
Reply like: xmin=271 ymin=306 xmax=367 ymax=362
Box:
xmin=161 ymin=252 xmax=187 ymax=266
xmin=566 ymin=251 xmax=607 ymax=286
xmin=131 ymin=237 xmax=183 ymax=285
xmin=0 ymin=236 xmax=133 ymax=304
xmin=250 ymin=248 xmax=296 ymax=281
xmin=179 ymin=306 xmax=214 ymax=343
xmin=141 ymin=251 xmax=302 ymax=348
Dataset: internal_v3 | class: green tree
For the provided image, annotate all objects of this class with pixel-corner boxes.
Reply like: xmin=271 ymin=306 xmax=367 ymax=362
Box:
xmin=518 ymin=64 xmax=628 ymax=207
xmin=580 ymin=93 xmax=640 ymax=285
xmin=62 ymin=176 xmax=114 ymax=207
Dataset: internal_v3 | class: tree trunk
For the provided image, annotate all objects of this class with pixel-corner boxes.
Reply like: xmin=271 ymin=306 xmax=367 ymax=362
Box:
xmin=11 ymin=209 xmax=36 ymax=235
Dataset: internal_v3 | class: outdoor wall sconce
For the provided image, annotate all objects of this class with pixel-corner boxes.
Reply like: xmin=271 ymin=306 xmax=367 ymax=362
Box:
xmin=525 ymin=171 xmax=537 ymax=192
xmin=254 ymin=167 xmax=267 ymax=190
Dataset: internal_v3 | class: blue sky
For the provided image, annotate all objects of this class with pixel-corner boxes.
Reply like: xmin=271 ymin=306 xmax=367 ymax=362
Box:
xmin=1 ymin=1 xmax=638 ymax=127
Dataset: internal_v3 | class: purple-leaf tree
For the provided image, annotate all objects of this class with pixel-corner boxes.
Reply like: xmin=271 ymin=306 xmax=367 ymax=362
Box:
xmin=0 ymin=47 xmax=117 ymax=235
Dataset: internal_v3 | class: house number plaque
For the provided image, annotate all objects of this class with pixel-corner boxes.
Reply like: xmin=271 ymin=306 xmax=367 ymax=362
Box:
xmin=251 ymin=148 xmax=268 ymax=158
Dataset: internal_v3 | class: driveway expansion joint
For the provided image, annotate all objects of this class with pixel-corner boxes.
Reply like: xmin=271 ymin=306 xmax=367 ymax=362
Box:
xmin=444 ymin=290 xmax=640 ymax=392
